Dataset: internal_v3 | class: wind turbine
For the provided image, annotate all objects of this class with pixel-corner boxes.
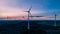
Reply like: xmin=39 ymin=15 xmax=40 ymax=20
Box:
xmin=54 ymin=11 xmax=57 ymax=26
xmin=48 ymin=13 xmax=57 ymax=26
xmin=24 ymin=6 xmax=32 ymax=29
xmin=54 ymin=13 xmax=57 ymax=26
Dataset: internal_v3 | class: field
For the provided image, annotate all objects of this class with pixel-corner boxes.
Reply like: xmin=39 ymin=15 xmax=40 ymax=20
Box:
xmin=0 ymin=20 xmax=60 ymax=34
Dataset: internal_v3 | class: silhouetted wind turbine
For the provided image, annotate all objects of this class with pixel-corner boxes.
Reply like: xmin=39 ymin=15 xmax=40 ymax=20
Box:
xmin=48 ymin=13 xmax=57 ymax=26
xmin=24 ymin=6 xmax=32 ymax=29
xmin=7 ymin=16 xmax=9 ymax=20
xmin=54 ymin=11 xmax=57 ymax=26
xmin=54 ymin=13 xmax=57 ymax=26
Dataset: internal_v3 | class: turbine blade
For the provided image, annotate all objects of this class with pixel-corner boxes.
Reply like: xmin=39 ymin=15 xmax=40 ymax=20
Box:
xmin=28 ymin=6 xmax=32 ymax=11
xmin=29 ymin=12 xmax=33 ymax=19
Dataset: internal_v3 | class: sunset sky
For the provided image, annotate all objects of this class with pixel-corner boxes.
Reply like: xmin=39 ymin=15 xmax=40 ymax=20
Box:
xmin=0 ymin=0 xmax=60 ymax=20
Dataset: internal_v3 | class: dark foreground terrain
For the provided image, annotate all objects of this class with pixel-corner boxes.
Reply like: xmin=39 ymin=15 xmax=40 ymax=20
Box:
xmin=0 ymin=20 xmax=60 ymax=34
